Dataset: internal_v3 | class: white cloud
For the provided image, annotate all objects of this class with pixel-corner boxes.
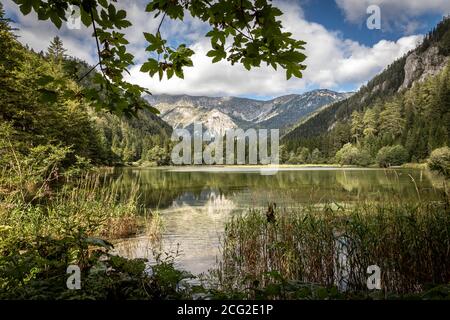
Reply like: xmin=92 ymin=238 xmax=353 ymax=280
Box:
xmin=126 ymin=1 xmax=422 ymax=97
xmin=336 ymin=0 xmax=450 ymax=33
xmin=2 ymin=0 xmax=97 ymax=64
xmin=2 ymin=0 xmax=207 ymax=67
xmin=4 ymin=0 xmax=423 ymax=98
xmin=115 ymin=1 xmax=209 ymax=64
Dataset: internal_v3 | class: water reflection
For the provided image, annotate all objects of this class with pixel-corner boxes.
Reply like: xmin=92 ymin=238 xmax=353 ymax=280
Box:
xmin=110 ymin=167 xmax=443 ymax=274
xmin=115 ymin=188 xmax=238 ymax=274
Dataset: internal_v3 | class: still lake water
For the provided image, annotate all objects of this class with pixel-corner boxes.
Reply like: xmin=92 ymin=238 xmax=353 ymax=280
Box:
xmin=109 ymin=166 xmax=443 ymax=275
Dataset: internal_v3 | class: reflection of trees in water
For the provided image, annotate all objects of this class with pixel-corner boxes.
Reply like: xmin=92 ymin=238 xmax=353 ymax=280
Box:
xmin=334 ymin=169 xmax=443 ymax=202
xmin=105 ymin=168 xmax=443 ymax=209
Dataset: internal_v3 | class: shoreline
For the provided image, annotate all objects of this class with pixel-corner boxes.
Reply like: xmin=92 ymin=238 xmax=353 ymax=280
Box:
xmin=118 ymin=163 xmax=431 ymax=171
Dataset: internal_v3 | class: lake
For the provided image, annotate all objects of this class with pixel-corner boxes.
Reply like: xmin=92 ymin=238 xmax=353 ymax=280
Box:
xmin=109 ymin=166 xmax=443 ymax=275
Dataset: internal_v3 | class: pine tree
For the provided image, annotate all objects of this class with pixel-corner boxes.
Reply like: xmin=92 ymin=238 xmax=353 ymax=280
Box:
xmin=363 ymin=108 xmax=378 ymax=138
xmin=351 ymin=111 xmax=364 ymax=145
xmin=47 ymin=36 xmax=67 ymax=62
xmin=379 ymin=101 xmax=405 ymax=142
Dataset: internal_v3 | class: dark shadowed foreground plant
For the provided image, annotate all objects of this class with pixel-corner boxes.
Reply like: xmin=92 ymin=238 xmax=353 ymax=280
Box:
xmin=0 ymin=235 xmax=196 ymax=300
xmin=214 ymin=195 xmax=450 ymax=299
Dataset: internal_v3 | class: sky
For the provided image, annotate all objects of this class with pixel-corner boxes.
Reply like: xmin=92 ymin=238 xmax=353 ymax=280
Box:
xmin=3 ymin=0 xmax=450 ymax=100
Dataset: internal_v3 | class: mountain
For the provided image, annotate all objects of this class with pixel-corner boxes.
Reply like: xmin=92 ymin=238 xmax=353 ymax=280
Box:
xmin=283 ymin=16 xmax=450 ymax=163
xmin=145 ymin=89 xmax=351 ymax=135
xmin=255 ymin=90 xmax=353 ymax=132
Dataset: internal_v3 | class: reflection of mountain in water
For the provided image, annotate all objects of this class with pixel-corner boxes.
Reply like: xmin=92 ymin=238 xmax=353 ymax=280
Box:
xmin=205 ymin=192 xmax=236 ymax=216
xmin=170 ymin=189 xmax=237 ymax=216
xmin=115 ymin=191 xmax=238 ymax=275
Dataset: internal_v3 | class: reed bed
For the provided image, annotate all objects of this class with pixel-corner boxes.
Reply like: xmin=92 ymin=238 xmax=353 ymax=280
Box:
xmin=0 ymin=173 xmax=146 ymax=242
xmin=217 ymin=196 xmax=450 ymax=296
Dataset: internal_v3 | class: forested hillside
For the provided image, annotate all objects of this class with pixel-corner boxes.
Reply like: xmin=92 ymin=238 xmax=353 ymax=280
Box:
xmin=283 ymin=17 xmax=450 ymax=166
xmin=0 ymin=10 xmax=171 ymax=168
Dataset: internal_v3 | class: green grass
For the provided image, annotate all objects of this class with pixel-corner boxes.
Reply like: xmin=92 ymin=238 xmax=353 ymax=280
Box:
xmin=0 ymin=174 xmax=144 ymax=242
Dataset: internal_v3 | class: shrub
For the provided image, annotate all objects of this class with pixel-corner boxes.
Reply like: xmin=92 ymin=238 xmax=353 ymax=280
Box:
xmin=286 ymin=155 xmax=300 ymax=165
xmin=335 ymin=143 xmax=371 ymax=166
xmin=311 ymin=148 xmax=323 ymax=164
xmin=376 ymin=145 xmax=409 ymax=167
xmin=297 ymin=147 xmax=311 ymax=164
xmin=146 ymin=145 xmax=170 ymax=166
xmin=428 ymin=147 xmax=450 ymax=177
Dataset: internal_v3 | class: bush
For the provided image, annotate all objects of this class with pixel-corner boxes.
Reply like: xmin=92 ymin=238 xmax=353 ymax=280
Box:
xmin=311 ymin=148 xmax=323 ymax=164
xmin=297 ymin=147 xmax=311 ymax=164
xmin=376 ymin=145 xmax=409 ymax=167
xmin=146 ymin=146 xmax=171 ymax=166
xmin=335 ymin=143 xmax=371 ymax=166
xmin=428 ymin=147 xmax=450 ymax=177
xmin=0 ymin=235 xmax=195 ymax=300
xmin=286 ymin=155 xmax=300 ymax=165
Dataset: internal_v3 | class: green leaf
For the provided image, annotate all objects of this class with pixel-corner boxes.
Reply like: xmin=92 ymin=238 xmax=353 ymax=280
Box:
xmin=98 ymin=0 xmax=108 ymax=8
xmin=116 ymin=19 xmax=132 ymax=29
xmin=37 ymin=9 xmax=50 ymax=20
xmin=291 ymin=66 xmax=303 ymax=79
xmin=80 ymin=9 xmax=92 ymax=27
xmin=116 ymin=10 xmax=127 ymax=20
xmin=108 ymin=4 xmax=117 ymax=19
xmin=206 ymin=50 xmax=217 ymax=58
xmin=286 ymin=69 xmax=293 ymax=80
xmin=19 ymin=3 xmax=32 ymax=15
xmin=49 ymin=12 xmax=62 ymax=29
xmin=167 ymin=68 xmax=174 ymax=79
xmin=174 ymin=69 xmax=184 ymax=79
xmin=140 ymin=58 xmax=159 ymax=74
xmin=212 ymin=55 xmax=222 ymax=63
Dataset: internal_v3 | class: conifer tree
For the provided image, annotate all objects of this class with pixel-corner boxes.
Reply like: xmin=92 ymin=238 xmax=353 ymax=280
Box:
xmin=351 ymin=111 xmax=364 ymax=144
xmin=47 ymin=36 xmax=67 ymax=62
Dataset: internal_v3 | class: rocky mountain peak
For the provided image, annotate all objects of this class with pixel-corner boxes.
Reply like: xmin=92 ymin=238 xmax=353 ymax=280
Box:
xmin=145 ymin=90 xmax=351 ymax=135
xmin=400 ymin=45 xmax=450 ymax=91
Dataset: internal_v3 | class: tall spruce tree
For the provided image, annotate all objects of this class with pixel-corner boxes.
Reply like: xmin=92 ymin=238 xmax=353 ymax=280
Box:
xmin=47 ymin=36 xmax=67 ymax=62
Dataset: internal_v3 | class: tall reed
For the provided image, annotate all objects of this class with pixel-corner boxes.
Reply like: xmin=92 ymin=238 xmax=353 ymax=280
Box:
xmin=217 ymin=195 xmax=450 ymax=296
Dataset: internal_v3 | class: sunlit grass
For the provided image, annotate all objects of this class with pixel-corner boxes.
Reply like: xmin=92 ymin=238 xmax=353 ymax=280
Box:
xmin=0 ymin=173 xmax=147 ymax=242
